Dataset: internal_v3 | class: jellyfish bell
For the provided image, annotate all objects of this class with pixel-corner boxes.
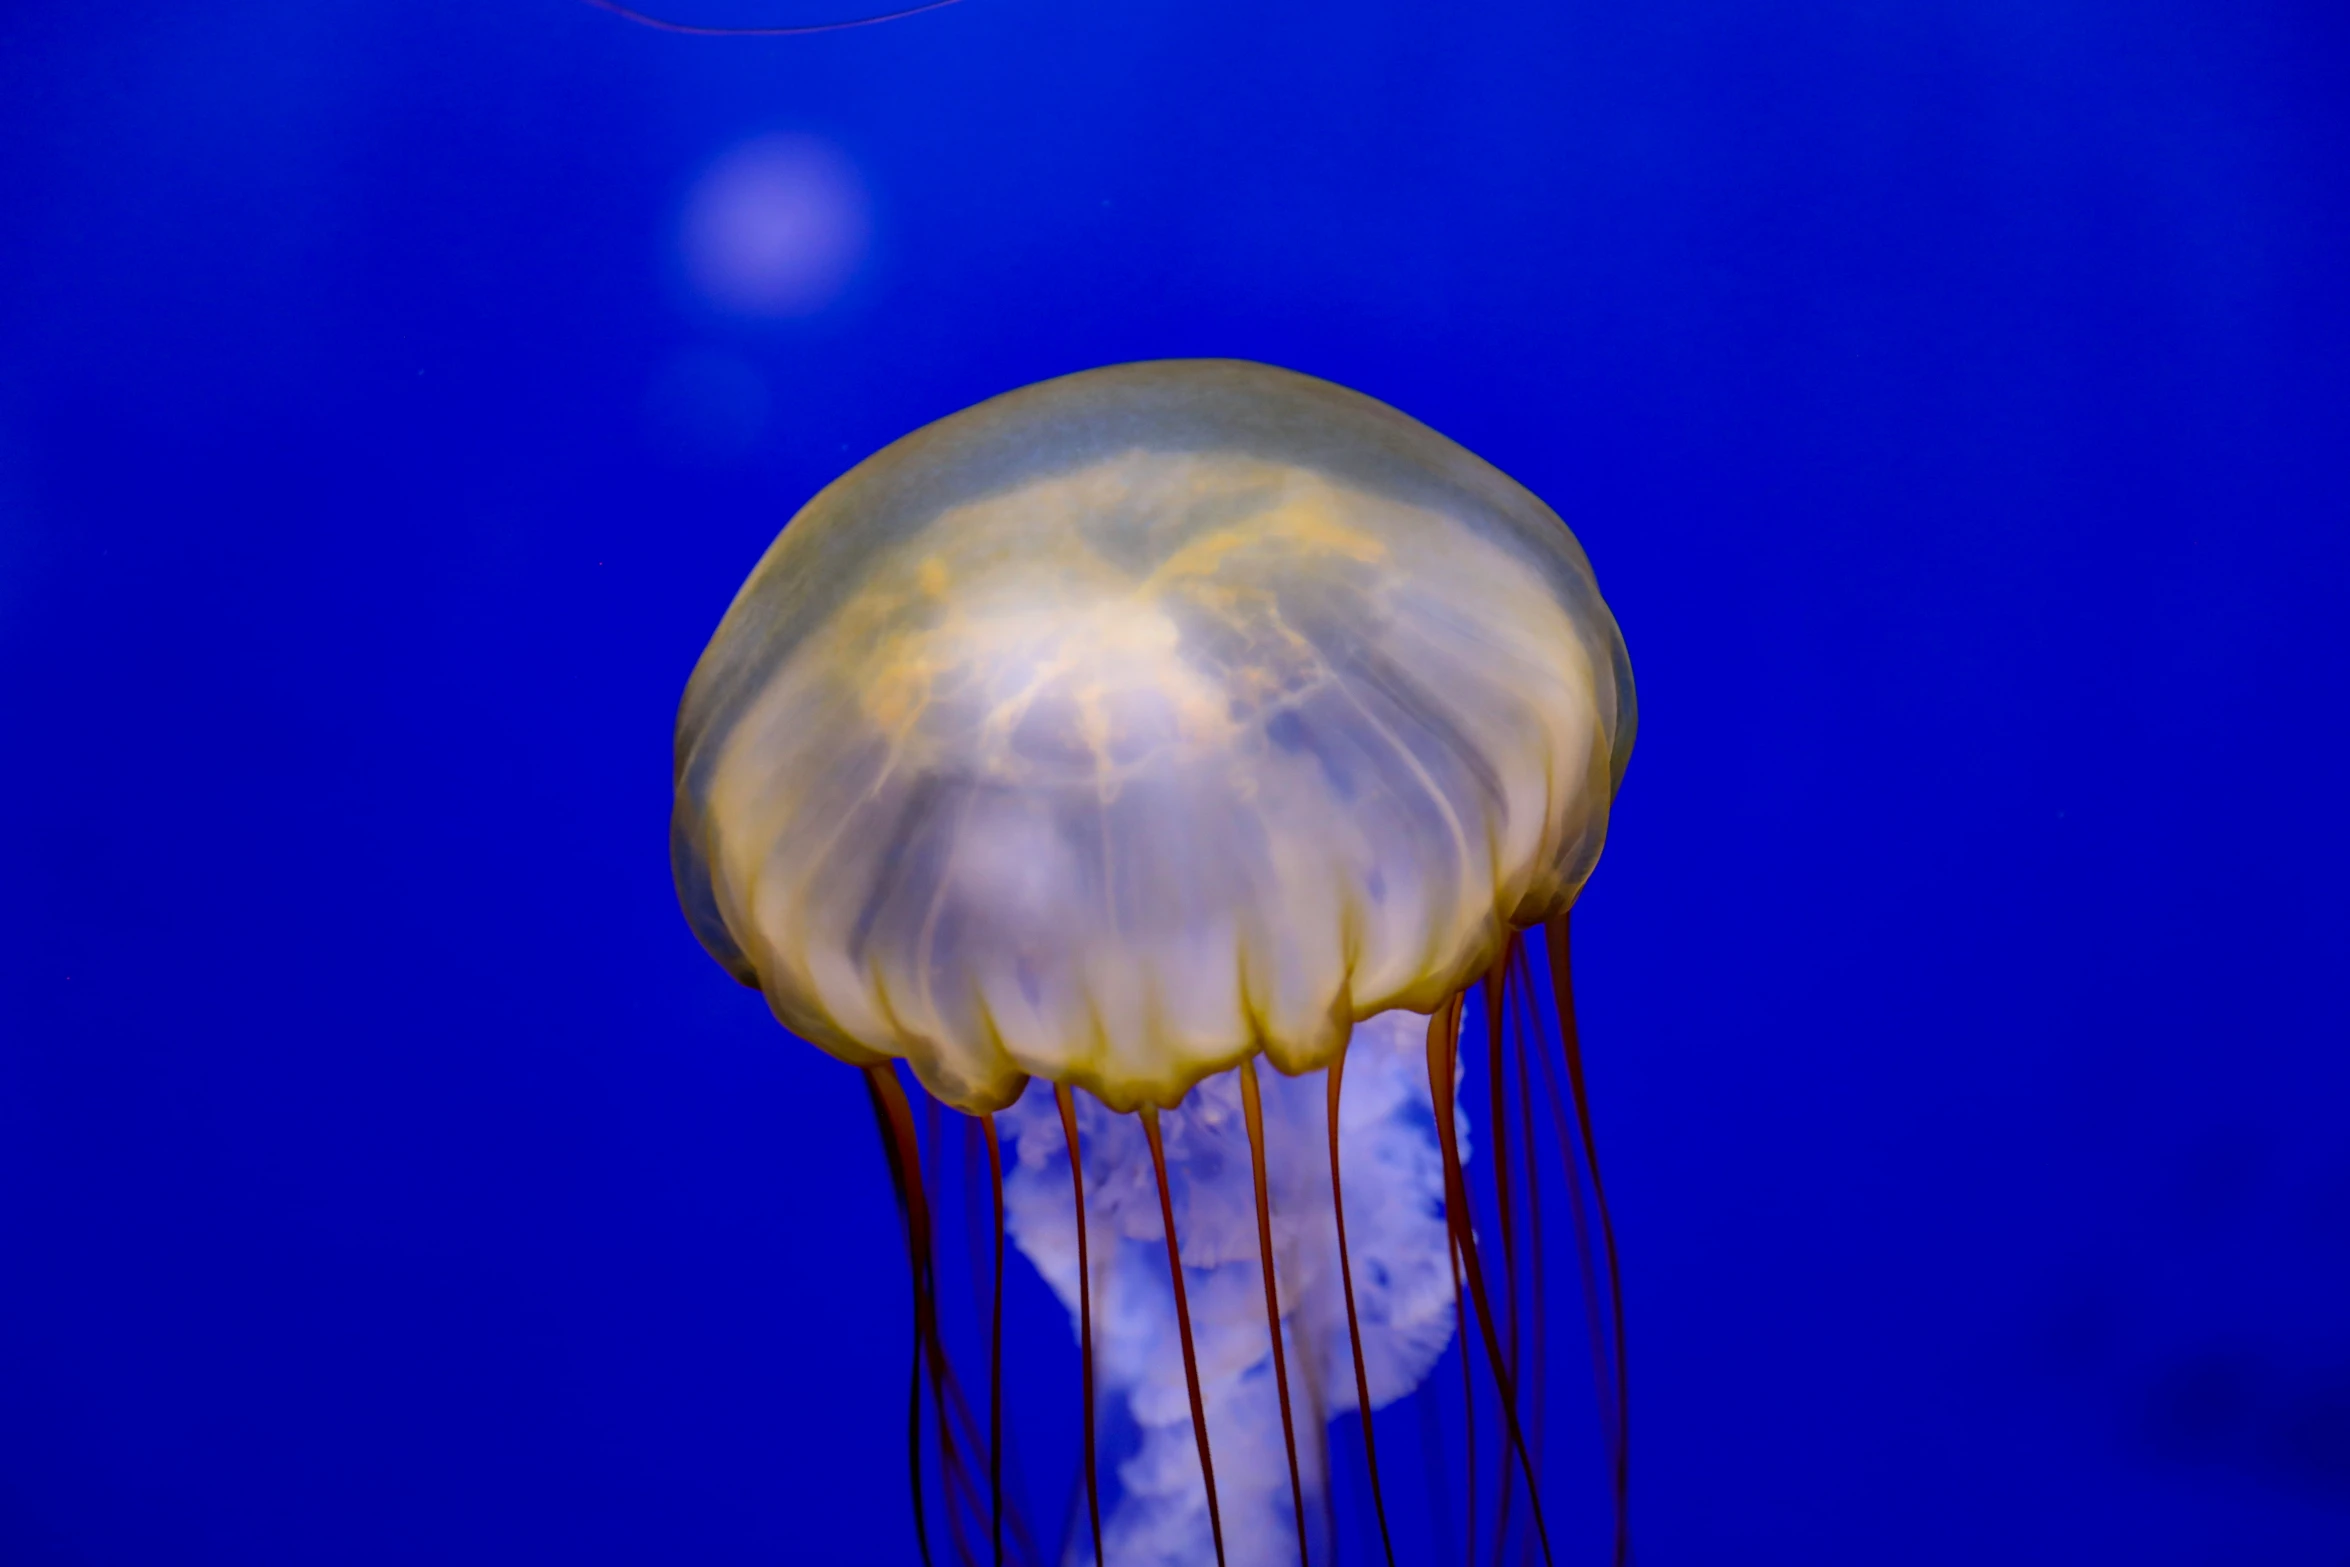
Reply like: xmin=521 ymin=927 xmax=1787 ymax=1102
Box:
xmin=671 ymin=360 xmax=1635 ymax=1566
xmin=673 ymin=359 xmax=1632 ymax=1108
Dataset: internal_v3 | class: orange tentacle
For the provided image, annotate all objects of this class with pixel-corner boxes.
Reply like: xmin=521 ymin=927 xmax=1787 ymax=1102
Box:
xmin=1427 ymin=1000 xmax=1555 ymax=1567
xmin=1053 ymin=1085 xmax=1105 ymax=1567
xmin=1141 ymin=1107 xmax=1228 ymax=1567
xmin=1240 ymin=1061 xmax=1312 ymax=1567
xmin=1327 ymin=1048 xmax=1399 ymax=1567
xmin=1543 ymin=918 xmax=1630 ymax=1567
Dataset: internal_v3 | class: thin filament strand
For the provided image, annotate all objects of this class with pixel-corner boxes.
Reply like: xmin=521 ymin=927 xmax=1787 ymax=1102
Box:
xmin=1510 ymin=940 xmax=1552 ymax=1486
xmin=864 ymin=1065 xmax=936 ymax=1567
xmin=1427 ymin=1001 xmax=1555 ymax=1567
xmin=901 ymin=1082 xmax=980 ymax=1567
xmin=1543 ymin=918 xmax=1630 ymax=1567
xmin=1053 ymin=1085 xmax=1105 ymax=1567
xmin=1240 ymin=1060 xmax=1312 ymax=1567
xmin=1484 ymin=952 xmax=1521 ymax=1564
xmin=1450 ymin=1223 xmax=1477 ymax=1567
xmin=983 ymin=1115 xmax=1007 ymax=1567
xmin=1141 ymin=1107 xmax=1228 ymax=1567
xmin=1515 ymin=942 xmax=1617 ymax=1452
xmin=1327 ymin=1049 xmax=1399 ymax=1567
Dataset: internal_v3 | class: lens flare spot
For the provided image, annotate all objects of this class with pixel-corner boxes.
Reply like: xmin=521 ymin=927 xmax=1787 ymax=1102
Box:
xmin=680 ymin=133 xmax=869 ymax=318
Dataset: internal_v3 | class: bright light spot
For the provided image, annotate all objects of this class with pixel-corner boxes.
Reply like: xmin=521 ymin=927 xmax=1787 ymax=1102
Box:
xmin=679 ymin=134 xmax=869 ymax=318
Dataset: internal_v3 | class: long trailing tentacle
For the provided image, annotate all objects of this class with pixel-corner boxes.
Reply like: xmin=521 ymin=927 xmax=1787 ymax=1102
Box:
xmin=1484 ymin=951 xmax=1522 ymax=1564
xmin=1239 ymin=1060 xmax=1312 ymax=1567
xmin=1427 ymin=999 xmax=1556 ymax=1567
xmin=910 ymin=1321 xmax=931 ymax=1564
xmin=1514 ymin=941 xmax=1616 ymax=1479
xmin=1327 ymin=1048 xmax=1399 ymax=1567
xmin=882 ymin=1084 xmax=980 ymax=1567
xmin=938 ymin=1351 xmax=997 ymax=1564
xmin=864 ymin=1064 xmax=938 ymax=1567
xmin=1053 ymin=1085 xmax=1105 ymax=1567
xmin=960 ymin=1118 xmax=985 ymax=1352
xmin=871 ymin=1074 xmax=1038 ymax=1567
xmin=982 ymin=1114 xmax=1007 ymax=1567
xmin=959 ymin=1114 xmax=1043 ymax=1567
xmin=1510 ymin=939 xmax=1553 ymax=1499
xmin=897 ymin=1086 xmax=986 ymax=1567
xmin=1140 ymin=1107 xmax=1229 ymax=1567
xmin=1449 ymin=1217 xmax=1477 ymax=1567
xmin=1543 ymin=917 xmax=1630 ymax=1567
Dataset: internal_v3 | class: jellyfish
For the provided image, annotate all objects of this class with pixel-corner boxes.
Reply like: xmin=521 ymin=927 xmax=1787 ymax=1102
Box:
xmin=670 ymin=360 xmax=1635 ymax=1566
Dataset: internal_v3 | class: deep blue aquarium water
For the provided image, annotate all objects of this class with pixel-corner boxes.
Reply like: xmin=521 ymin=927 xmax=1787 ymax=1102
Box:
xmin=3 ymin=2 xmax=2347 ymax=1563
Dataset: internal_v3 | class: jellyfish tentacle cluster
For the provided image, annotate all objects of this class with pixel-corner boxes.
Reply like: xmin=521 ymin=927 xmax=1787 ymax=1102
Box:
xmin=672 ymin=360 xmax=1634 ymax=1566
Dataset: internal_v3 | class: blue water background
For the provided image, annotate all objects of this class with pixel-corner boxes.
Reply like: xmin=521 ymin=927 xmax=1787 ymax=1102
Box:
xmin=3 ymin=1 xmax=2347 ymax=1562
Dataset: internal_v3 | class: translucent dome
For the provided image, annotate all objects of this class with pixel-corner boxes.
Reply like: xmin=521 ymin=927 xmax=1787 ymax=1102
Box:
xmin=672 ymin=360 xmax=1634 ymax=1112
